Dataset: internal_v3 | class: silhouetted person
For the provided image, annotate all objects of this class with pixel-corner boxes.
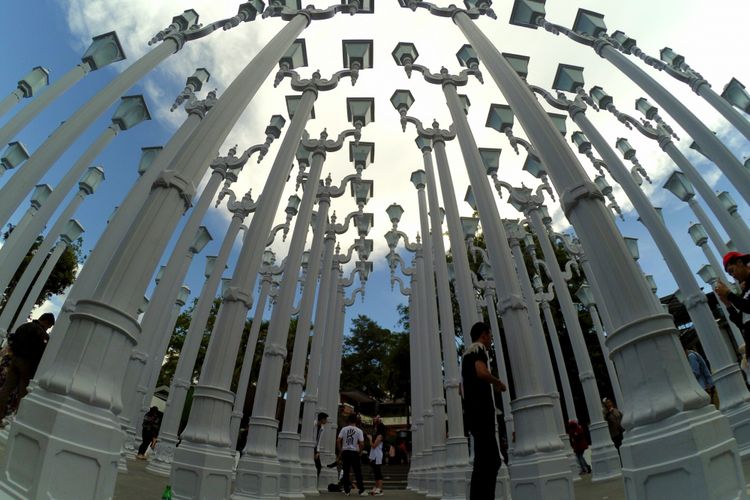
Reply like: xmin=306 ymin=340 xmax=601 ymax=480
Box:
xmin=462 ymin=321 xmax=506 ymax=499
xmin=0 ymin=313 xmax=54 ymax=423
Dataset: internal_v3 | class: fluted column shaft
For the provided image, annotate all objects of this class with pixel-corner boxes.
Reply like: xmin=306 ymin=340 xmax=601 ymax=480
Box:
xmin=455 ymin=12 xmax=745 ymax=496
xmin=418 ymin=146 xmax=469 ymax=499
xmin=39 ymin=110 xmax=204 ymax=374
xmin=280 ymin=191 xmax=330 ymax=495
xmin=588 ymin=304 xmax=624 ymax=406
xmin=573 ymin=110 xmax=750 ymax=453
xmin=431 ymin=138 xmax=480 ymax=343
xmin=661 ymin=141 xmax=750 ymax=250
xmin=13 ymin=241 xmax=69 ymax=328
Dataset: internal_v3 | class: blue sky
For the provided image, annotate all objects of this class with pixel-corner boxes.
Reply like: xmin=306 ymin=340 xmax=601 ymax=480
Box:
xmin=1 ymin=0 xmax=749 ymax=339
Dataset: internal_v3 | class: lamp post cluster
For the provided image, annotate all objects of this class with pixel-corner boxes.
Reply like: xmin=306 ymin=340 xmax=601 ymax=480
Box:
xmin=0 ymin=1 xmax=749 ymax=499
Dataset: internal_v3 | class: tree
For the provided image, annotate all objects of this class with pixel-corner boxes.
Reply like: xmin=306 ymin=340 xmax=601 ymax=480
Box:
xmin=340 ymin=314 xmax=410 ymax=403
xmin=1 ymin=223 xmax=83 ymax=313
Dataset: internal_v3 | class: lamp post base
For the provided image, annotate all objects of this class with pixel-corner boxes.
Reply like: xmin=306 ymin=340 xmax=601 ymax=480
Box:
xmin=232 ymin=416 xmax=283 ymax=499
xmin=145 ymin=432 xmax=179 ymax=477
xmin=589 ymin=421 xmax=622 ymax=482
xmin=298 ymin=440 xmax=319 ymax=495
xmin=621 ymin=405 xmax=747 ymax=500
xmin=0 ymin=390 xmax=123 ymax=500
xmin=441 ymin=436 xmax=469 ymax=500
xmin=495 ymin=465 xmax=511 ymax=500
xmin=509 ymin=448 xmax=575 ymax=500
xmin=316 ymin=449 xmax=337 ymax=493
xmin=170 ymin=441 xmax=235 ymax=500
xmin=427 ymin=443 xmax=445 ymax=498
xmin=277 ymin=431 xmax=305 ymax=500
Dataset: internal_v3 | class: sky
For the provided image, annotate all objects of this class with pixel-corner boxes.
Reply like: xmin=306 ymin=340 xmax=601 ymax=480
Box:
xmin=1 ymin=0 xmax=749 ymax=339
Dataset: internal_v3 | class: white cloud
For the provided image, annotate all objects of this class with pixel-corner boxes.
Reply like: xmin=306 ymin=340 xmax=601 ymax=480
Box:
xmin=51 ymin=0 xmax=750 ymax=318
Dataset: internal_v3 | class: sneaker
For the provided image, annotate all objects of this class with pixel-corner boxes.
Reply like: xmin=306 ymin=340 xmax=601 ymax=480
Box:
xmin=358 ymin=491 xmax=367 ymax=496
xmin=372 ymin=490 xmax=384 ymax=496
xmin=327 ymin=461 xmax=339 ymax=469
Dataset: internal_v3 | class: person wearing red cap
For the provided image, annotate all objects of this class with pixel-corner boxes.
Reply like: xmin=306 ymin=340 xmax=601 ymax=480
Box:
xmin=716 ymin=252 xmax=750 ymax=347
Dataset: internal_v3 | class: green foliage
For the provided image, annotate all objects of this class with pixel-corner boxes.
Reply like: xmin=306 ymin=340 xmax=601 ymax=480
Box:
xmin=1 ymin=224 xmax=83 ymax=313
xmin=340 ymin=314 xmax=410 ymax=403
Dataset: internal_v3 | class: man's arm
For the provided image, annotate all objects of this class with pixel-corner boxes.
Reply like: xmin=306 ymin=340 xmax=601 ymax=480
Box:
xmin=717 ymin=281 xmax=750 ymax=313
xmin=475 ymin=358 xmax=507 ymax=391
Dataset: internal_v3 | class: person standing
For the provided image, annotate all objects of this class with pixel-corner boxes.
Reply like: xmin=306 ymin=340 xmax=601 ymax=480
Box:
xmin=137 ymin=406 xmax=162 ymax=459
xmin=685 ymin=348 xmax=719 ymax=408
xmin=314 ymin=411 xmax=328 ymax=478
xmin=0 ymin=312 xmax=55 ymax=423
xmin=368 ymin=415 xmax=385 ymax=496
xmin=567 ymin=419 xmax=592 ymax=475
xmin=461 ymin=321 xmax=507 ymax=499
xmin=336 ymin=412 xmax=366 ymax=496
xmin=716 ymin=251 xmax=750 ymax=347
xmin=602 ymin=398 xmax=625 ymax=452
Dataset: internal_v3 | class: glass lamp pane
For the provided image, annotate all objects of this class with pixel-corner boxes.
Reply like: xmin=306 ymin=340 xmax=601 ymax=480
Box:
xmin=80 ymin=166 xmax=105 ymax=193
xmin=391 ymin=42 xmax=419 ymax=66
xmin=509 ymin=0 xmax=546 ymax=29
xmin=342 ymin=40 xmax=373 ymax=69
xmin=486 ymin=104 xmax=514 ymax=132
xmin=351 ymin=179 xmax=374 ymax=205
xmin=663 ymin=171 xmax=694 ymax=201
xmin=479 ymin=148 xmax=502 ymax=176
xmin=461 ymin=217 xmax=480 ymax=239
xmin=279 ymin=39 xmax=308 ymax=69
xmin=722 ymin=78 xmax=750 ymax=113
xmin=552 ymin=64 xmax=585 ymax=93
xmin=688 ymin=223 xmax=708 ymax=245
xmin=410 ymin=170 xmax=426 ymax=188
xmin=523 ymin=153 xmax=546 ymax=178
xmin=502 ymin=53 xmax=530 ymax=79
xmin=349 ymin=142 xmax=374 ymax=170
xmin=390 ymin=89 xmax=415 ymax=112
xmin=456 ymin=44 xmax=479 ymax=69
xmin=138 ymin=146 xmax=163 ymax=175
xmin=61 ymin=219 xmax=85 ymax=242
xmin=623 ymin=237 xmax=640 ymax=261
xmin=386 ymin=204 xmax=404 ymax=223
xmin=573 ymin=8 xmax=607 ymax=38
xmin=464 ymin=186 xmax=477 ymax=211
xmin=589 ymin=85 xmax=612 ymax=109
xmin=346 ymin=98 xmax=375 ymax=127
xmin=615 ymin=138 xmax=635 ymax=159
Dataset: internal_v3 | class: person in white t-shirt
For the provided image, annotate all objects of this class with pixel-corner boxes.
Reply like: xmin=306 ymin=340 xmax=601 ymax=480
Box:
xmin=337 ymin=413 xmax=366 ymax=496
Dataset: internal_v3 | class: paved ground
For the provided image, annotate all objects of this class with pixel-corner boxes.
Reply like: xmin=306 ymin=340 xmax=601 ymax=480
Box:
xmin=113 ymin=459 xmax=618 ymax=499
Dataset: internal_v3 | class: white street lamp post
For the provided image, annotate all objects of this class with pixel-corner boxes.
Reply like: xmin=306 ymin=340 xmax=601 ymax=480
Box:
xmin=502 ymin=183 xmax=621 ymax=481
xmin=575 ymin=284 xmax=624 ymax=406
xmin=0 ymin=66 xmax=49 ymax=118
xmin=147 ymin=208 xmax=249 ymax=476
xmin=389 ymin=199 xmax=446 ymax=497
xmin=394 ymin=38 xmax=574 ymax=496
xmin=0 ymin=32 xmax=125 ymax=148
xmin=526 ymin=5 xmax=750 ymax=205
xmin=0 ymin=142 xmax=30 ymax=176
xmin=121 ymin=138 xmax=268 ymax=454
xmin=393 ymin=84 xmax=479 ymax=343
xmin=586 ymin=86 xmax=750 ymax=251
xmin=287 ymin=172 xmax=372 ymax=494
xmin=11 ymin=220 xmax=85 ymax=332
xmin=412 ymin=152 xmax=470 ymax=499
xmin=0 ymin=8 xmax=218 ymax=227
xmin=0 ymin=166 xmax=103 ymax=337
xmin=237 ymin=93 xmax=370 ymax=498
xmin=663 ymin=170 xmax=729 ymax=256
xmin=40 ymin=88 xmax=216 ymax=374
xmin=395 ymin=1 xmax=750 ymax=495
xmin=0 ymin=95 xmax=150 ymax=297
xmin=606 ymin=31 xmax=750 ymax=141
